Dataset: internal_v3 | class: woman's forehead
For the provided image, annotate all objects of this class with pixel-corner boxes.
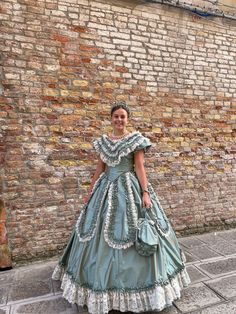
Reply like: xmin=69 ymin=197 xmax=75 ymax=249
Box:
xmin=112 ymin=108 xmax=128 ymax=115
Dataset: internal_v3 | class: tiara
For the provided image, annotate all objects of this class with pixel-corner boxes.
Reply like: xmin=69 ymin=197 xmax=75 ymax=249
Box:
xmin=111 ymin=101 xmax=130 ymax=111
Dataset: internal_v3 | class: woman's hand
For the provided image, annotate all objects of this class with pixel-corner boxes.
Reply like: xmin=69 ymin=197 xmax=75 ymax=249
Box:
xmin=142 ymin=191 xmax=152 ymax=209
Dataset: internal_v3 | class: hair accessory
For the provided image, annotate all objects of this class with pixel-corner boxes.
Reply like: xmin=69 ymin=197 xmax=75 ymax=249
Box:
xmin=111 ymin=101 xmax=130 ymax=117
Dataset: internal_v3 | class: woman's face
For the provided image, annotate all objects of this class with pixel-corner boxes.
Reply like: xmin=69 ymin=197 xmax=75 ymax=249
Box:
xmin=111 ymin=108 xmax=128 ymax=133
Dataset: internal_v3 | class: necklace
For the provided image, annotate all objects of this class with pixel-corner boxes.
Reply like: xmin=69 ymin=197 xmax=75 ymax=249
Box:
xmin=110 ymin=131 xmax=129 ymax=140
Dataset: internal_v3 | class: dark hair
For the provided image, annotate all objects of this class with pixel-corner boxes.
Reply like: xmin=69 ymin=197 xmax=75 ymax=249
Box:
xmin=110 ymin=101 xmax=130 ymax=118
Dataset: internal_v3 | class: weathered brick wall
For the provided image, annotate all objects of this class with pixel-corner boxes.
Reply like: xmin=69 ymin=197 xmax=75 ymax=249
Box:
xmin=1 ymin=0 xmax=236 ymax=264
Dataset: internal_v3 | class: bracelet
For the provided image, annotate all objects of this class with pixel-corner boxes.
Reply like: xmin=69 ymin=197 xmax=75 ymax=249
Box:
xmin=142 ymin=189 xmax=149 ymax=194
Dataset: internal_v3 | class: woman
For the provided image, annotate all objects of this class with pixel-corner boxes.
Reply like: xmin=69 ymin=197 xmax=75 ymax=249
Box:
xmin=52 ymin=101 xmax=191 ymax=313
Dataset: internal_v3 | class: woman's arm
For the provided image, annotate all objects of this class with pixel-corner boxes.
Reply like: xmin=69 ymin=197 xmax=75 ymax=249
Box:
xmin=83 ymin=157 xmax=106 ymax=203
xmin=134 ymin=150 xmax=152 ymax=209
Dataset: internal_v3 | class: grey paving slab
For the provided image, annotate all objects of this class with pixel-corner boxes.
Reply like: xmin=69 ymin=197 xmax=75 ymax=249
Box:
xmin=16 ymin=264 xmax=54 ymax=282
xmin=178 ymin=237 xmax=206 ymax=249
xmin=52 ymin=278 xmax=62 ymax=293
xmin=195 ymin=233 xmax=229 ymax=246
xmin=146 ymin=305 xmax=179 ymax=313
xmin=198 ymin=257 xmax=236 ymax=277
xmin=186 ymin=265 xmax=210 ymax=284
xmin=217 ymin=229 xmax=236 ymax=243
xmin=183 ymin=251 xmax=200 ymax=263
xmin=196 ymin=298 xmax=236 ymax=314
xmin=159 ymin=306 xmax=180 ymax=314
xmin=174 ymin=282 xmax=221 ymax=313
xmin=8 ymin=280 xmax=52 ymax=302
xmin=0 ymin=307 xmax=10 ymax=314
xmin=0 ymin=287 xmax=8 ymax=306
xmin=185 ymin=245 xmax=222 ymax=260
xmin=0 ymin=271 xmax=15 ymax=286
xmin=208 ymin=242 xmax=236 ymax=256
xmin=206 ymin=274 xmax=236 ymax=299
xmin=11 ymin=297 xmax=79 ymax=314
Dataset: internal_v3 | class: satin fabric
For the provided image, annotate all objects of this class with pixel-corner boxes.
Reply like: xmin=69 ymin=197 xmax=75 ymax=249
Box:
xmin=58 ymin=152 xmax=186 ymax=292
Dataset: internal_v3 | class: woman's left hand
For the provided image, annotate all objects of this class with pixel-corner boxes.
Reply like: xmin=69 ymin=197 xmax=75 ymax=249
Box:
xmin=142 ymin=192 xmax=152 ymax=209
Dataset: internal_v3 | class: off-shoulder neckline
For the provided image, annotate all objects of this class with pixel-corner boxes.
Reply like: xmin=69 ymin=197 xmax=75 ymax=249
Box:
xmin=104 ymin=131 xmax=140 ymax=142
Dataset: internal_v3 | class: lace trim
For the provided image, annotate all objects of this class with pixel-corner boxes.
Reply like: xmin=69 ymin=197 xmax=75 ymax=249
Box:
xmin=103 ymin=172 xmax=138 ymax=249
xmin=125 ymin=172 xmax=138 ymax=236
xmin=129 ymin=172 xmax=171 ymax=238
xmin=75 ymin=175 xmax=109 ymax=242
xmin=93 ymin=131 xmax=151 ymax=167
xmin=52 ymin=264 xmax=191 ymax=314
xmin=104 ymin=131 xmax=138 ymax=148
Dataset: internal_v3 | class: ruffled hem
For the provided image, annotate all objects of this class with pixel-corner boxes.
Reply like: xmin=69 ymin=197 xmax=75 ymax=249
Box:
xmin=52 ymin=264 xmax=191 ymax=314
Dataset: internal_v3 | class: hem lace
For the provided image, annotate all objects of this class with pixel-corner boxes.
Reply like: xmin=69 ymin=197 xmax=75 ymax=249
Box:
xmin=52 ymin=264 xmax=191 ymax=314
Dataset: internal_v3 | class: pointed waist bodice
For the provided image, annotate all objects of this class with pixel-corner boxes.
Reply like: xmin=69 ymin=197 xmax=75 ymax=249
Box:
xmin=105 ymin=155 xmax=134 ymax=181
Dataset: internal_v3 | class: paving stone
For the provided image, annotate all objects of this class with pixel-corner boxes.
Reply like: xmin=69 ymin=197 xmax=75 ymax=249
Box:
xmin=206 ymin=274 xmax=236 ymax=299
xmin=209 ymin=242 xmax=236 ymax=256
xmin=183 ymin=251 xmax=200 ymax=263
xmin=186 ymin=265 xmax=209 ymax=283
xmin=11 ymin=297 xmax=78 ymax=314
xmin=52 ymin=278 xmax=62 ymax=293
xmin=146 ymin=305 xmax=179 ymax=313
xmin=198 ymin=298 xmax=236 ymax=313
xmin=0 ymin=271 xmax=15 ymax=286
xmin=198 ymin=257 xmax=236 ymax=276
xmin=16 ymin=265 xmax=54 ymax=282
xmin=0 ymin=286 xmax=8 ymax=306
xmin=8 ymin=280 xmax=52 ymax=302
xmin=186 ymin=245 xmax=221 ymax=260
xmin=218 ymin=229 xmax=236 ymax=244
xmin=178 ymin=237 xmax=206 ymax=249
xmin=195 ymin=233 xmax=229 ymax=245
xmin=174 ymin=282 xmax=221 ymax=312
xmin=158 ymin=306 xmax=179 ymax=313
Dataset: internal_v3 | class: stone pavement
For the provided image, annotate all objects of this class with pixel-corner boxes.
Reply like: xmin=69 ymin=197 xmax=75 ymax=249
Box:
xmin=0 ymin=228 xmax=236 ymax=314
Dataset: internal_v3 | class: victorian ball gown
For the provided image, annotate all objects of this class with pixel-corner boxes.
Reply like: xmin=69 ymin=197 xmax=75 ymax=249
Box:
xmin=52 ymin=131 xmax=191 ymax=313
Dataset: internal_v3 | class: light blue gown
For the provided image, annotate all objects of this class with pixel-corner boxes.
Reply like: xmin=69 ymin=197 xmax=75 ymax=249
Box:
xmin=52 ymin=131 xmax=191 ymax=314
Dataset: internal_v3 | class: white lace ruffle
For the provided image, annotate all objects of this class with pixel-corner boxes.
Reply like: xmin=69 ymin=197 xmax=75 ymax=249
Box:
xmin=75 ymin=174 xmax=109 ymax=242
xmin=103 ymin=172 xmax=138 ymax=249
xmin=52 ymin=264 xmax=191 ymax=314
xmin=125 ymin=172 xmax=138 ymax=228
xmin=93 ymin=131 xmax=151 ymax=167
xmin=103 ymin=182 xmax=131 ymax=249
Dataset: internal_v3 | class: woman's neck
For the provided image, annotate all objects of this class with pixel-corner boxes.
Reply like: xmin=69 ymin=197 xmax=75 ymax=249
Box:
xmin=112 ymin=130 xmax=127 ymax=136
xmin=110 ymin=129 xmax=129 ymax=140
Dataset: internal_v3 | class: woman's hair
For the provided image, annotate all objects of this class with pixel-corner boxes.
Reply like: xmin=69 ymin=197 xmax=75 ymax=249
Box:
xmin=110 ymin=101 xmax=130 ymax=117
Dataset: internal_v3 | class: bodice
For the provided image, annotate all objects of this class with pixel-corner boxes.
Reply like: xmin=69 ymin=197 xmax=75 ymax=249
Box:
xmin=105 ymin=154 xmax=134 ymax=181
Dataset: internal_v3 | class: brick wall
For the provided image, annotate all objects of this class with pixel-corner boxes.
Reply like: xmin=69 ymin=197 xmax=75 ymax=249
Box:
xmin=1 ymin=0 xmax=235 ymax=264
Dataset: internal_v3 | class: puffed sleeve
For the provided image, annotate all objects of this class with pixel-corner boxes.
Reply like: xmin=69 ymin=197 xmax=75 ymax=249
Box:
xmin=134 ymin=136 xmax=152 ymax=153
xmin=92 ymin=137 xmax=102 ymax=155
